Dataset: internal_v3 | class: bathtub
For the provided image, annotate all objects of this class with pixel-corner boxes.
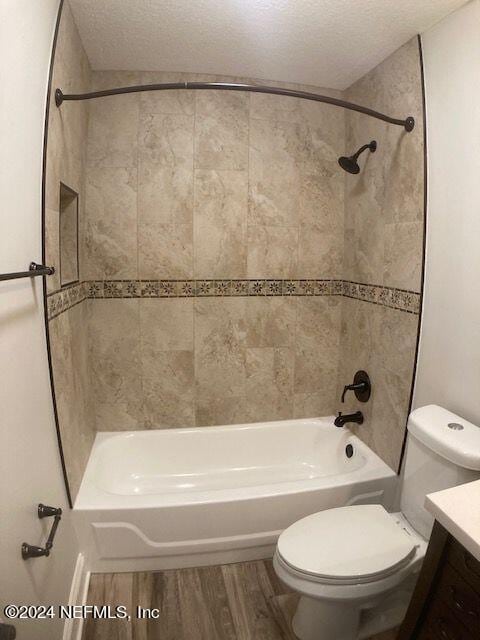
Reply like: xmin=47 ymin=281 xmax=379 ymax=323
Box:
xmin=73 ymin=417 xmax=397 ymax=572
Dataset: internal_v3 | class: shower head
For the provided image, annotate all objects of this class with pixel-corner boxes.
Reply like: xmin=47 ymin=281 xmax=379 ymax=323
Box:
xmin=338 ymin=140 xmax=377 ymax=174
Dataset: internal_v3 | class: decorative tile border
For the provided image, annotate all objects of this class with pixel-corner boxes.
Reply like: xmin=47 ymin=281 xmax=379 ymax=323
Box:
xmin=46 ymin=279 xmax=420 ymax=320
xmin=342 ymin=280 xmax=421 ymax=314
xmin=47 ymin=281 xmax=88 ymax=320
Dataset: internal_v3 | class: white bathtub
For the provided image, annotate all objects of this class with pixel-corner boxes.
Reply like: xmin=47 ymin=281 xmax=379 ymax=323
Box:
xmin=73 ymin=417 xmax=397 ymax=572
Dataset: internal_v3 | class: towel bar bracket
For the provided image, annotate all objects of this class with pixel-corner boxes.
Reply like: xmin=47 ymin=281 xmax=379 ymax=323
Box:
xmin=22 ymin=504 xmax=62 ymax=560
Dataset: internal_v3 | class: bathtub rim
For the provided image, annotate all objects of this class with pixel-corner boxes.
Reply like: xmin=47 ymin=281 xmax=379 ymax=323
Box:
xmin=74 ymin=417 xmax=397 ymax=511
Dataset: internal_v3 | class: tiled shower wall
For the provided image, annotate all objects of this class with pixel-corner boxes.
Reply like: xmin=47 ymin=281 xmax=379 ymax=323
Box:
xmin=81 ymin=70 xmax=346 ymax=432
xmin=45 ymin=0 xmax=423 ymax=498
xmin=337 ymin=38 xmax=424 ymax=471
xmin=45 ymin=2 xmax=94 ymax=498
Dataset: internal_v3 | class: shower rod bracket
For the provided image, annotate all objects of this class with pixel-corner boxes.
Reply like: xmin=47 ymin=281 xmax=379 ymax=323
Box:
xmin=55 ymin=84 xmax=415 ymax=131
xmin=0 ymin=262 xmax=55 ymax=283
xmin=55 ymin=88 xmax=65 ymax=107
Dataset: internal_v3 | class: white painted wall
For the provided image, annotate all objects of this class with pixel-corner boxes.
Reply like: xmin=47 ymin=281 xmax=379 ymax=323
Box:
xmin=415 ymin=0 xmax=480 ymax=424
xmin=0 ymin=1 xmax=80 ymax=639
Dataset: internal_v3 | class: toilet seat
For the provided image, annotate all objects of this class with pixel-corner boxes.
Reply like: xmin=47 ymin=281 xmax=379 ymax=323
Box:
xmin=277 ymin=505 xmax=418 ymax=585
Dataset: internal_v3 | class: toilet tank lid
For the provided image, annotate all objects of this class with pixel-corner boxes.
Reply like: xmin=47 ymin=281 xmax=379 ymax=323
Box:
xmin=408 ymin=405 xmax=480 ymax=471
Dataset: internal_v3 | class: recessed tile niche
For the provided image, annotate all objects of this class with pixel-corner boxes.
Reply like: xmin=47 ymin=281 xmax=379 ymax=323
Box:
xmin=59 ymin=182 xmax=79 ymax=287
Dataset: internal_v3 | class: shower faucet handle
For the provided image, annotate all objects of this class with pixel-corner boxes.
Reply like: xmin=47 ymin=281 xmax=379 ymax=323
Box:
xmin=341 ymin=370 xmax=371 ymax=403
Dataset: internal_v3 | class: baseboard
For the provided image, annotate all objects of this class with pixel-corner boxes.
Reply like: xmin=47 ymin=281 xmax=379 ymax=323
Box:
xmin=63 ymin=553 xmax=90 ymax=640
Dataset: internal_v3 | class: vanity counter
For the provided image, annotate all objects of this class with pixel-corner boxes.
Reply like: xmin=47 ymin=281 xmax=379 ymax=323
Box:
xmin=425 ymin=478 xmax=480 ymax=562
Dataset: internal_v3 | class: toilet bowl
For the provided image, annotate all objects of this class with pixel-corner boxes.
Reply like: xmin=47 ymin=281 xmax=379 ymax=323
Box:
xmin=274 ymin=505 xmax=426 ymax=640
xmin=273 ymin=405 xmax=480 ymax=640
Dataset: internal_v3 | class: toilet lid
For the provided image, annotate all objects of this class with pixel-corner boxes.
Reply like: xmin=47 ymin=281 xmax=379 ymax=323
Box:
xmin=277 ymin=505 xmax=417 ymax=583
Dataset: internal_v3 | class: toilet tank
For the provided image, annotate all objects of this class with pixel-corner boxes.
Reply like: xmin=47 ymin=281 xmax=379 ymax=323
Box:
xmin=401 ymin=405 xmax=480 ymax=539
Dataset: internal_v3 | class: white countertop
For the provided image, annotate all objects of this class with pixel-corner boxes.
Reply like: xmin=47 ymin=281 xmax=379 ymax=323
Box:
xmin=425 ymin=479 xmax=480 ymax=561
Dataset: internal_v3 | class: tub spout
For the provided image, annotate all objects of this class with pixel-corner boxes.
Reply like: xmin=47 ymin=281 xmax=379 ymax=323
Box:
xmin=334 ymin=411 xmax=364 ymax=428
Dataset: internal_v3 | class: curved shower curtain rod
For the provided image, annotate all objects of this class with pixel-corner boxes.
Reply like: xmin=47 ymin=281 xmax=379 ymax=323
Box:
xmin=55 ymin=83 xmax=415 ymax=131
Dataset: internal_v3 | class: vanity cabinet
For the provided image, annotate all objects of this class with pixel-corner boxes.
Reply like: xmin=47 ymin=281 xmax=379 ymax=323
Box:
xmin=399 ymin=521 xmax=480 ymax=640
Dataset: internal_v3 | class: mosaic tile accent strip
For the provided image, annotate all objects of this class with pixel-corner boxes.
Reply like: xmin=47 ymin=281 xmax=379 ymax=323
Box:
xmin=342 ymin=281 xmax=421 ymax=314
xmin=47 ymin=279 xmax=421 ymax=319
xmin=47 ymin=281 xmax=88 ymax=320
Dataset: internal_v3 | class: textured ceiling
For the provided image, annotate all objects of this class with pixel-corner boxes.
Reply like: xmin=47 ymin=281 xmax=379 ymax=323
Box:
xmin=69 ymin=0 xmax=468 ymax=90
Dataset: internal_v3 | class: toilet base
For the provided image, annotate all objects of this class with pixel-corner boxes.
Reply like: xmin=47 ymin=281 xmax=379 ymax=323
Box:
xmin=292 ymin=595 xmax=360 ymax=640
xmin=290 ymin=579 xmax=415 ymax=640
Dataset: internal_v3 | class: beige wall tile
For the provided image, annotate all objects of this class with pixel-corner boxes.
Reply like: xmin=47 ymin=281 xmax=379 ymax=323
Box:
xmin=344 ymin=37 xmax=424 ymax=295
xmin=87 ymin=73 xmax=139 ymax=169
xmin=194 ymin=112 xmax=248 ymax=170
xmin=195 ymin=169 xmax=248 ymax=222
xmin=194 ymin=295 xmax=247 ymax=349
xmin=84 ymin=167 xmax=138 ymax=279
xmin=88 ymin=300 xmax=143 ymax=431
xmin=49 ymin=302 xmax=94 ymax=499
xmin=246 ymin=297 xmax=296 ymax=348
xmin=196 ymin=395 xmax=250 ymax=427
xmin=336 ymin=297 xmax=418 ymax=471
xmin=138 ymin=222 xmax=193 ymax=279
xmin=194 ymin=91 xmax=249 ymax=171
xmin=250 ymin=115 xmax=338 ymax=176
xmin=250 ymin=90 xmax=303 ymax=124
xmin=249 ymin=118 xmax=298 ymax=170
xmin=298 ymin=172 xmax=344 ymax=233
xmin=351 ymin=214 xmax=385 ymax=286
xmin=383 ymin=221 xmax=423 ymax=291
xmin=296 ymin=126 xmax=339 ymax=173
xmin=338 ymin=297 xmax=381 ymax=374
xmin=297 ymin=228 xmax=342 ymax=279
xmin=342 ymin=229 xmax=356 ymax=281
xmin=293 ymin=391 xmax=337 ymax=419
xmin=245 ymin=347 xmax=294 ymax=421
xmin=248 ymin=118 xmax=300 ymax=226
xmin=195 ymin=345 xmax=247 ymax=399
xmin=46 ymin=110 xmax=86 ymax=212
xmin=196 ymin=89 xmax=249 ymax=119
xmin=368 ymin=363 xmax=412 ymax=471
xmin=337 ymin=298 xmax=379 ymax=402
xmin=247 ymin=225 xmax=298 ymax=278
xmin=138 ymin=164 xmax=193 ymax=226
xmin=135 ymin=76 xmax=197 ymax=277
xmin=245 ymin=347 xmax=294 ymax=397
xmin=194 ymin=219 xmax=247 ymax=279
xmin=248 ymin=162 xmax=300 ymax=228
xmin=139 ymin=71 xmax=195 ymax=116
xmin=382 ymin=130 xmax=424 ymax=225
xmin=250 ymin=83 xmax=345 ymax=151
xmin=139 ymin=113 xmax=194 ymax=167
xmin=194 ymin=169 xmax=248 ymax=278
xmin=195 ymin=298 xmax=247 ymax=398
xmin=142 ymin=350 xmax=195 ymax=428
xmin=139 ymin=299 xmax=194 ymax=351
xmin=139 ymin=299 xmax=195 ymax=428
xmin=45 ymin=207 xmax=60 ymax=293
xmin=294 ymin=297 xmax=341 ymax=395
xmin=377 ymin=306 xmax=419 ymax=379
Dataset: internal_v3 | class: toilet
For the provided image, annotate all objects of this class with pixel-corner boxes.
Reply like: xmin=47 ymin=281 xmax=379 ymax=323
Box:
xmin=273 ymin=405 xmax=480 ymax=640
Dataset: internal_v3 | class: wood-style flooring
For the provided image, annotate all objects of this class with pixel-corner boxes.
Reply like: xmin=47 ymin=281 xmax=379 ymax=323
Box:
xmin=82 ymin=560 xmax=398 ymax=640
xmin=83 ymin=560 xmax=298 ymax=640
